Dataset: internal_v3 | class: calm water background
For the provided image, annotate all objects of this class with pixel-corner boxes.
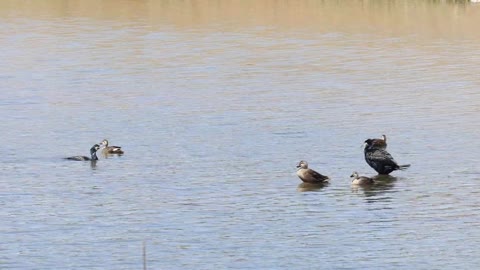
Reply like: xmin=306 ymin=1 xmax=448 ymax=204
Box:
xmin=1 ymin=1 xmax=480 ymax=269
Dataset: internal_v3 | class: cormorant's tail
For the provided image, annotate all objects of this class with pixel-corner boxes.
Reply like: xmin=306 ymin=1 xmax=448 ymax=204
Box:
xmin=399 ymin=164 xmax=410 ymax=170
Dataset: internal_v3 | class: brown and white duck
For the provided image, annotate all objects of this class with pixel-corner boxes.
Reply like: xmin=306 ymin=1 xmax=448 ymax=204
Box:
xmin=99 ymin=139 xmax=124 ymax=155
xmin=350 ymin=172 xmax=375 ymax=185
xmin=296 ymin=160 xmax=330 ymax=184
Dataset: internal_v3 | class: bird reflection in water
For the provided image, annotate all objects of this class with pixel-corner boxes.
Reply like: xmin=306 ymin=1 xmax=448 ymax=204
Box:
xmin=90 ymin=160 xmax=98 ymax=169
xmin=101 ymin=150 xmax=124 ymax=159
xmin=297 ymin=182 xmax=329 ymax=192
xmin=352 ymin=175 xmax=398 ymax=202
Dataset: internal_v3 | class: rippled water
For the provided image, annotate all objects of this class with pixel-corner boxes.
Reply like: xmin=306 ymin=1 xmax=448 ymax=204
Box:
xmin=1 ymin=1 xmax=480 ymax=269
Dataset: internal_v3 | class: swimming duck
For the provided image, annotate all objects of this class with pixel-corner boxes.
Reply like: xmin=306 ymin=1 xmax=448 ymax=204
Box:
xmin=296 ymin=160 xmax=330 ymax=183
xmin=364 ymin=139 xmax=410 ymax=175
xmin=350 ymin=172 xmax=375 ymax=185
xmin=99 ymin=139 xmax=124 ymax=155
xmin=66 ymin=144 xmax=100 ymax=161
xmin=371 ymin=134 xmax=387 ymax=149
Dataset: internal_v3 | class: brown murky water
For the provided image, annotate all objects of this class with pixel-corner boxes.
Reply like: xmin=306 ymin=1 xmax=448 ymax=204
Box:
xmin=1 ymin=1 xmax=480 ymax=269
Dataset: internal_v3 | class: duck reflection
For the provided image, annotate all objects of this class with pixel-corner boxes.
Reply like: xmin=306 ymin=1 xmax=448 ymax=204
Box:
xmin=101 ymin=151 xmax=124 ymax=159
xmin=297 ymin=182 xmax=329 ymax=192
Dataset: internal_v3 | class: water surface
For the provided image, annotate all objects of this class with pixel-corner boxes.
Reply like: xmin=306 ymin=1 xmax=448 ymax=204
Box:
xmin=1 ymin=1 xmax=480 ymax=269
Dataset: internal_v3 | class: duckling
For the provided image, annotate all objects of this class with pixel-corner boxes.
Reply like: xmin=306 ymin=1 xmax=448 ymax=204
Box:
xmin=371 ymin=134 xmax=387 ymax=149
xmin=66 ymin=144 xmax=100 ymax=161
xmin=350 ymin=172 xmax=374 ymax=185
xmin=99 ymin=139 xmax=124 ymax=155
xmin=296 ymin=160 xmax=330 ymax=183
xmin=364 ymin=139 xmax=410 ymax=175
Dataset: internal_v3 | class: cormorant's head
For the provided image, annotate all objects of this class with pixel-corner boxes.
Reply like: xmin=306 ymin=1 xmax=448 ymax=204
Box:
xmin=296 ymin=160 xmax=308 ymax=169
xmin=91 ymin=144 xmax=100 ymax=154
xmin=363 ymin=139 xmax=374 ymax=149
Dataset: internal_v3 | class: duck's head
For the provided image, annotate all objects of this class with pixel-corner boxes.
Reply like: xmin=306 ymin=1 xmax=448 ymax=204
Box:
xmin=350 ymin=171 xmax=359 ymax=178
xmin=296 ymin=160 xmax=308 ymax=169
xmin=99 ymin=139 xmax=108 ymax=148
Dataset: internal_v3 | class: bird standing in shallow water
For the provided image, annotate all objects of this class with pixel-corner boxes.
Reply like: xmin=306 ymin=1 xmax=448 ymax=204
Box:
xmin=296 ymin=160 xmax=330 ymax=183
xmin=99 ymin=139 xmax=124 ymax=155
xmin=66 ymin=144 xmax=100 ymax=161
xmin=350 ymin=172 xmax=375 ymax=185
xmin=363 ymin=139 xmax=410 ymax=175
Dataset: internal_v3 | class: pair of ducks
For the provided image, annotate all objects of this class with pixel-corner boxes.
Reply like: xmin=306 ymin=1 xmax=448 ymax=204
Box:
xmin=66 ymin=139 xmax=124 ymax=161
xmin=296 ymin=135 xmax=410 ymax=185
xmin=296 ymin=160 xmax=373 ymax=186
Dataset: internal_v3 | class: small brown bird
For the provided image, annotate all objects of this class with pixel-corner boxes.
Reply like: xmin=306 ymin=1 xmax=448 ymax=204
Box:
xmin=350 ymin=172 xmax=375 ymax=185
xmin=296 ymin=160 xmax=330 ymax=183
xmin=371 ymin=134 xmax=387 ymax=149
xmin=99 ymin=139 xmax=124 ymax=155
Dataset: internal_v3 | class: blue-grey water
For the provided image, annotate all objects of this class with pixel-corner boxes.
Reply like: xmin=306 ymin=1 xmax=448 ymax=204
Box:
xmin=1 ymin=1 xmax=480 ymax=269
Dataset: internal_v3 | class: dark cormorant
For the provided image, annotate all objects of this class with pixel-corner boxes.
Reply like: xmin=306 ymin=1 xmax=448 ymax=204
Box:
xmin=66 ymin=144 xmax=100 ymax=161
xmin=364 ymin=139 xmax=410 ymax=175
